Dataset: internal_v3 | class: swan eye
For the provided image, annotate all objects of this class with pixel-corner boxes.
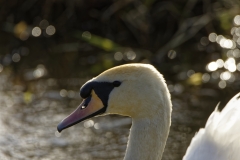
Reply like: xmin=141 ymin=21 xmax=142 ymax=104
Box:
xmin=112 ymin=81 xmax=121 ymax=87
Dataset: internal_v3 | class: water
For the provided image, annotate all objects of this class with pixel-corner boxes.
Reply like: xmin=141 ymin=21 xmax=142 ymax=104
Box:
xmin=0 ymin=70 xmax=219 ymax=160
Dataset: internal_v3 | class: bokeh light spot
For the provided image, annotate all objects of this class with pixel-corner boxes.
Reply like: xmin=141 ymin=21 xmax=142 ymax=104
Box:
xmin=84 ymin=120 xmax=94 ymax=128
xmin=202 ymin=73 xmax=210 ymax=83
xmin=32 ymin=27 xmax=41 ymax=37
xmin=227 ymin=50 xmax=233 ymax=57
xmin=233 ymin=49 xmax=240 ymax=58
xmin=224 ymin=58 xmax=236 ymax=72
xmin=233 ymin=34 xmax=238 ymax=42
xmin=33 ymin=64 xmax=46 ymax=78
xmin=114 ymin=52 xmax=123 ymax=61
xmin=19 ymin=31 xmax=29 ymax=41
xmin=235 ymin=27 xmax=240 ymax=36
xmin=167 ymin=84 xmax=174 ymax=92
xmin=234 ymin=15 xmax=240 ymax=25
xmin=237 ymin=37 xmax=240 ymax=45
xmin=12 ymin=53 xmax=21 ymax=62
xmin=229 ymin=74 xmax=235 ymax=82
xmin=200 ymin=37 xmax=209 ymax=46
xmin=216 ymin=35 xmax=224 ymax=43
xmin=126 ymin=50 xmax=136 ymax=60
xmin=216 ymin=59 xmax=224 ymax=68
xmin=220 ymin=71 xmax=231 ymax=80
xmin=33 ymin=69 xmax=44 ymax=78
xmin=237 ymin=63 xmax=240 ymax=71
xmin=46 ymin=25 xmax=56 ymax=36
xmin=14 ymin=21 xmax=28 ymax=39
xmin=211 ymin=71 xmax=220 ymax=79
xmin=231 ymin=41 xmax=236 ymax=49
xmin=39 ymin=19 xmax=49 ymax=29
xmin=228 ymin=64 xmax=236 ymax=72
xmin=208 ymin=33 xmax=217 ymax=42
xmin=207 ymin=62 xmax=218 ymax=71
xmin=219 ymin=38 xmax=234 ymax=49
xmin=174 ymin=83 xmax=184 ymax=94
xmin=218 ymin=80 xmax=226 ymax=89
xmin=67 ymin=90 xmax=76 ymax=98
xmin=94 ymin=123 xmax=100 ymax=129
xmin=231 ymin=27 xmax=236 ymax=35
xmin=60 ymin=89 xmax=68 ymax=97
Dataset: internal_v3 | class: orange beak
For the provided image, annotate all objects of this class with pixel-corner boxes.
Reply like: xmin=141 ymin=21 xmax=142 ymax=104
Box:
xmin=57 ymin=91 xmax=105 ymax=132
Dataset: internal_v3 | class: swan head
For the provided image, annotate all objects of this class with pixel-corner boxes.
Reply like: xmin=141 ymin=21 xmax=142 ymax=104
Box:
xmin=57 ymin=63 xmax=172 ymax=132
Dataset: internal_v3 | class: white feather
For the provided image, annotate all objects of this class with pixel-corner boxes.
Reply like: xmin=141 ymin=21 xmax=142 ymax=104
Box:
xmin=183 ymin=93 xmax=240 ymax=160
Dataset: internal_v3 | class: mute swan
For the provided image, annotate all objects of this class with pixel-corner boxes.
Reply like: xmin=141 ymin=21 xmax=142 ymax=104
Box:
xmin=57 ymin=63 xmax=240 ymax=160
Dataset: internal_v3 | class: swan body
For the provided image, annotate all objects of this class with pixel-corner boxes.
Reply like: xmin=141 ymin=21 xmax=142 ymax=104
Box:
xmin=57 ymin=63 xmax=240 ymax=160
xmin=183 ymin=93 xmax=240 ymax=160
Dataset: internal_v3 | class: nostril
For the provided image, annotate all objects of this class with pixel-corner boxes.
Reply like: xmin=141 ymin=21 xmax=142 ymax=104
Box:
xmin=81 ymin=96 xmax=92 ymax=109
xmin=81 ymin=106 xmax=86 ymax=109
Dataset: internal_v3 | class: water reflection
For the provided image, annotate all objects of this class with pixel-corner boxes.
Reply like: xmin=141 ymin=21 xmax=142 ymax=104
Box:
xmin=204 ymin=15 xmax=240 ymax=89
xmin=206 ymin=15 xmax=240 ymax=80
xmin=0 ymin=70 xmax=215 ymax=160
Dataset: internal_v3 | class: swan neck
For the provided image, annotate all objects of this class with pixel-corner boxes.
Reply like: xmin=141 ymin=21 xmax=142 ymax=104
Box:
xmin=124 ymin=116 xmax=170 ymax=160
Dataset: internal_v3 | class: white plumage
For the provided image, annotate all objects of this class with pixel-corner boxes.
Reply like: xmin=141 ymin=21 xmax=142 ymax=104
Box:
xmin=58 ymin=63 xmax=240 ymax=160
xmin=183 ymin=93 xmax=240 ymax=160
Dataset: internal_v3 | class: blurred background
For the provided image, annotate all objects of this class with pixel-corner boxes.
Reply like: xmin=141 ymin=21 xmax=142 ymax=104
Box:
xmin=0 ymin=0 xmax=240 ymax=159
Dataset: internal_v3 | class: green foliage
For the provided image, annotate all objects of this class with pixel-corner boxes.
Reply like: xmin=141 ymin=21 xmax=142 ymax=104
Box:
xmin=74 ymin=31 xmax=121 ymax=52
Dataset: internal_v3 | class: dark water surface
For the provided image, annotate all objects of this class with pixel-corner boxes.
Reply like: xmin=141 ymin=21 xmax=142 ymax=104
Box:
xmin=0 ymin=70 xmax=220 ymax=160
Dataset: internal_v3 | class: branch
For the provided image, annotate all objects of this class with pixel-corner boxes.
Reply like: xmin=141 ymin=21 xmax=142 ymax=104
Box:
xmin=156 ymin=14 xmax=212 ymax=61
